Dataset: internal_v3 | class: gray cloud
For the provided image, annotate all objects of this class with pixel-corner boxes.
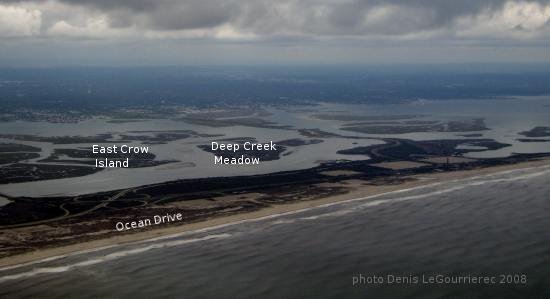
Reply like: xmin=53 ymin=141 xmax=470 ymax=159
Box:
xmin=145 ymin=0 xmax=237 ymax=30
xmin=55 ymin=0 xmax=156 ymax=11
xmin=1 ymin=0 xmax=550 ymax=65
xmin=0 ymin=0 xmax=549 ymax=36
xmin=50 ymin=0 xmax=550 ymax=33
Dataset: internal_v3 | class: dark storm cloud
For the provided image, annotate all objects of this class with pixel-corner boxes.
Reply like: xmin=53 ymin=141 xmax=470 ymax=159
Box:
xmin=76 ymin=0 xmax=238 ymax=31
xmin=145 ymin=0 xmax=237 ymax=30
xmin=1 ymin=0 xmax=550 ymax=37
xmin=139 ymin=0 xmax=547 ymax=35
xmin=325 ymin=0 xmax=488 ymax=33
xmin=1 ymin=0 xmax=550 ymax=65
xmin=53 ymin=0 xmax=156 ymax=11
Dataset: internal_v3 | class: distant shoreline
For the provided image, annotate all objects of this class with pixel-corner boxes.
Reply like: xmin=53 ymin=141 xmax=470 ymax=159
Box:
xmin=1 ymin=157 xmax=549 ymax=269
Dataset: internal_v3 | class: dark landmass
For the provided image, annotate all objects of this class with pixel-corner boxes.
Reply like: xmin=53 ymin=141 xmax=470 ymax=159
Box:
xmin=519 ymin=126 xmax=550 ymax=137
xmin=38 ymin=148 xmax=175 ymax=168
xmin=182 ymin=108 xmax=271 ymax=119
xmin=404 ymin=120 xmax=440 ymax=125
xmin=198 ymin=138 xmax=322 ymax=161
xmin=313 ymin=114 xmax=422 ymax=121
xmin=127 ymin=129 xmax=220 ymax=137
xmin=347 ymin=121 xmax=401 ymax=125
xmin=123 ymin=130 xmax=222 ymax=144
xmin=0 ymin=153 xmax=41 ymax=165
xmin=0 ymin=130 xmax=219 ymax=145
xmin=0 ymin=143 xmax=42 ymax=164
xmin=215 ymin=137 xmax=258 ymax=143
xmin=0 ymin=134 xmax=113 ymax=144
xmin=337 ymin=139 xmax=511 ymax=161
xmin=106 ymin=119 xmax=146 ymax=123
xmin=342 ymin=124 xmax=434 ymax=134
xmin=458 ymin=133 xmax=483 ymax=137
xmin=297 ymin=128 xmax=371 ymax=140
xmin=198 ymin=143 xmax=287 ymax=162
xmin=0 ymin=111 xmax=90 ymax=123
xmin=118 ymin=132 xmax=192 ymax=144
xmin=0 ymin=143 xmax=41 ymax=152
xmin=1 ymin=152 xmax=548 ymax=258
xmin=446 ymin=119 xmax=488 ymax=131
xmin=341 ymin=118 xmax=488 ymax=134
xmin=276 ymin=139 xmax=323 ymax=146
xmin=517 ymin=138 xmax=550 ymax=143
xmin=298 ymin=129 xmax=342 ymax=138
xmin=0 ymin=145 xmax=177 ymax=183
xmin=0 ymin=135 xmax=548 ymax=258
xmin=177 ymin=116 xmax=292 ymax=130
xmin=0 ymin=163 xmax=98 ymax=184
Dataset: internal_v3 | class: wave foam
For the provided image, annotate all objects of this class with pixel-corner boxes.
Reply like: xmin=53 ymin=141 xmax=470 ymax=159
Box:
xmin=0 ymin=234 xmax=231 ymax=283
xmin=2 ymin=164 xmax=549 ymax=278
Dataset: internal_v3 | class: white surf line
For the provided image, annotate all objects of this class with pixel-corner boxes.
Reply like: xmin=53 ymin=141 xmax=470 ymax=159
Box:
xmin=299 ymin=185 xmax=469 ymax=220
xmin=455 ymin=163 xmax=550 ymax=181
xmin=299 ymin=164 xmax=550 ymax=220
xmin=0 ymin=234 xmax=232 ymax=283
xmin=137 ymin=163 xmax=550 ymax=239
xmin=2 ymin=163 xmax=550 ymax=273
xmin=0 ymin=244 xmax=119 ymax=272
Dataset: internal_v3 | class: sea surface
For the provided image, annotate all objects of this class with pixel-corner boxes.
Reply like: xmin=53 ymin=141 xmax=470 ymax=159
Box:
xmin=1 ymin=165 xmax=549 ymax=299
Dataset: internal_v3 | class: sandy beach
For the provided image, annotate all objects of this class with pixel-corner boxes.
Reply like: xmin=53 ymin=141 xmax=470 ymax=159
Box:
xmin=1 ymin=157 xmax=550 ymax=269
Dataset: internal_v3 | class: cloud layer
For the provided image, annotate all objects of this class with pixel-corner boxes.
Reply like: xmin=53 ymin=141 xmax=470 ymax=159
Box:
xmin=0 ymin=0 xmax=549 ymax=40
xmin=0 ymin=0 xmax=549 ymax=65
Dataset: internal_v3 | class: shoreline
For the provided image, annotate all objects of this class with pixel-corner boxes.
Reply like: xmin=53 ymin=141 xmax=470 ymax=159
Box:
xmin=1 ymin=158 xmax=550 ymax=269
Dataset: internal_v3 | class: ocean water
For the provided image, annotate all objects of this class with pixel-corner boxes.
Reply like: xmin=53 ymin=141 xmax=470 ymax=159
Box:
xmin=1 ymin=165 xmax=549 ymax=298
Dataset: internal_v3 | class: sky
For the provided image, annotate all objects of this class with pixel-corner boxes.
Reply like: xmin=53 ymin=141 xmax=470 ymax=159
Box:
xmin=0 ymin=0 xmax=550 ymax=66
